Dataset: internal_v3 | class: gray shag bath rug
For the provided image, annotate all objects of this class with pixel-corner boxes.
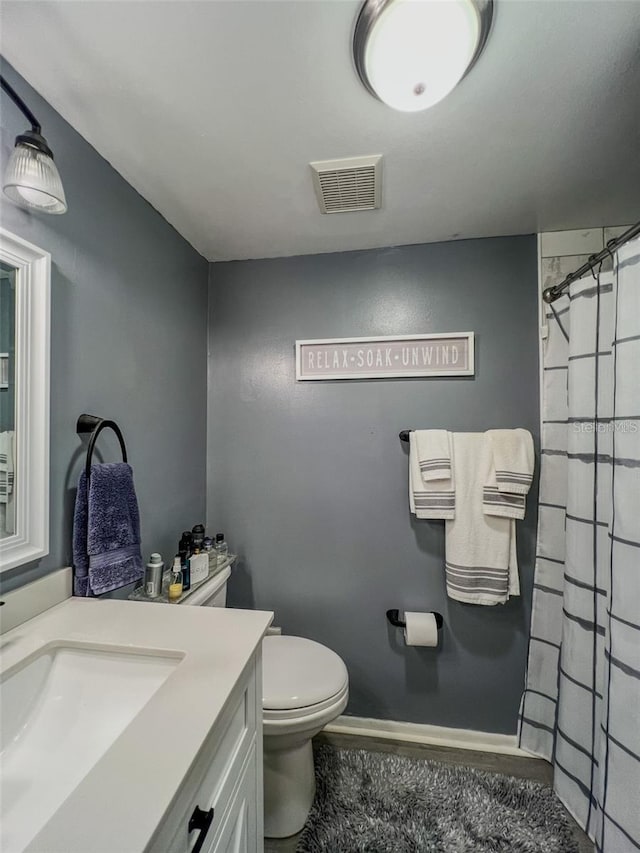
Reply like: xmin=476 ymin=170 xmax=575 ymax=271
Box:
xmin=296 ymin=745 xmax=579 ymax=853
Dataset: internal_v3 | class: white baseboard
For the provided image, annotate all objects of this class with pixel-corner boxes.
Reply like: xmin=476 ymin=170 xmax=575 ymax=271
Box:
xmin=324 ymin=715 xmax=540 ymax=759
xmin=0 ymin=567 xmax=72 ymax=634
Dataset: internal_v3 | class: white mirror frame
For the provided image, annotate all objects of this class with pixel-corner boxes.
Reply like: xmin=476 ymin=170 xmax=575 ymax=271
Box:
xmin=0 ymin=228 xmax=50 ymax=572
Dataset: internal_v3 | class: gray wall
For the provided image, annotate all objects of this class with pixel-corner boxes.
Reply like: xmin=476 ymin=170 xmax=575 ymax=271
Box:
xmin=0 ymin=61 xmax=209 ymax=593
xmin=208 ymin=236 xmax=539 ymax=733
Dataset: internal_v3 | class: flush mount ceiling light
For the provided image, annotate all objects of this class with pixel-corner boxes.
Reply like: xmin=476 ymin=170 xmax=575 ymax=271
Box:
xmin=1 ymin=75 xmax=67 ymax=214
xmin=353 ymin=0 xmax=493 ymax=112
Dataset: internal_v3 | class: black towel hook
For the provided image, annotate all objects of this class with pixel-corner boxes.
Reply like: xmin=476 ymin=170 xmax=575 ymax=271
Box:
xmin=77 ymin=414 xmax=128 ymax=481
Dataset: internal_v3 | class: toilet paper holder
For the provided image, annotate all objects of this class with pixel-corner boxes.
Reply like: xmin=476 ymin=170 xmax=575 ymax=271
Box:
xmin=386 ymin=609 xmax=443 ymax=630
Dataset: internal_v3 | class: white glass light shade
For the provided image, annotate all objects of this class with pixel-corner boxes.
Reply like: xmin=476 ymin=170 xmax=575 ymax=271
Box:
xmin=362 ymin=0 xmax=482 ymax=112
xmin=3 ymin=142 xmax=67 ymax=214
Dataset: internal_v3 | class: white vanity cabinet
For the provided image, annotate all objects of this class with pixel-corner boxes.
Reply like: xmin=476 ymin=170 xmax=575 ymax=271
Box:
xmin=1 ymin=599 xmax=272 ymax=853
xmin=148 ymin=651 xmax=264 ymax=853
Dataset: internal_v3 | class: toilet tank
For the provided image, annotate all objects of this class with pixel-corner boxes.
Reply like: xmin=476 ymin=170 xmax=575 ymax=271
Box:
xmin=180 ymin=565 xmax=232 ymax=607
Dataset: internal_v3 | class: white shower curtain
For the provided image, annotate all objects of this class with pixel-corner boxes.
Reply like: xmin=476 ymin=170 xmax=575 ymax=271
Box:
xmin=519 ymin=236 xmax=640 ymax=852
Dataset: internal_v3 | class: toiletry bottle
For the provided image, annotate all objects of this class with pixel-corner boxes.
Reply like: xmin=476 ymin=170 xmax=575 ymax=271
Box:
xmin=145 ymin=553 xmax=164 ymax=599
xmin=179 ymin=531 xmax=192 ymax=591
xmin=203 ymin=537 xmax=215 ymax=575
xmin=180 ymin=530 xmax=193 ymax=553
xmin=192 ymin=523 xmax=205 ymax=552
xmin=214 ymin=533 xmax=229 ymax=568
xmin=168 ymin=556 xmax=183 ymax=601
xmin=190 ymin=546 xmax=209 ymax=585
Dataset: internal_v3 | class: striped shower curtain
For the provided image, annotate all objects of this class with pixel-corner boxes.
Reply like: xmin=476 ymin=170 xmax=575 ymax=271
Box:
xmin=519 ymin=237 xmax=640 ymax=852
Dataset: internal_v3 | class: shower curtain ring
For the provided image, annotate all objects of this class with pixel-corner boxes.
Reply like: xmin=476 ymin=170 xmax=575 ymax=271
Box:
xmin=589 ymin=255 xmax=599 ymax=280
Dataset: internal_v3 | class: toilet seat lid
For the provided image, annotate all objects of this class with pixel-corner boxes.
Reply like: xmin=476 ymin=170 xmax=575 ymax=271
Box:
xmin=262 ymin=636 xmax=348 ymax=710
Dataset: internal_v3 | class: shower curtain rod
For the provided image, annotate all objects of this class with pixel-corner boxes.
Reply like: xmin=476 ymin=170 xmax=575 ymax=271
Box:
xmin=542 ymin=220 xmax=640 ymax=304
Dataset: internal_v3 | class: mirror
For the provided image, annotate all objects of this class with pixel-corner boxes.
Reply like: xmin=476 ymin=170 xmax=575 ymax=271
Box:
xmin=0 ymin=262 xmax=16 ymax=539
xmin=0 ymin=228 xmax=50 ymax=572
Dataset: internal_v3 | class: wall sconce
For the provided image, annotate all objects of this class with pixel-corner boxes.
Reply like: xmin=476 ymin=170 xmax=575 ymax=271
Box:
xmin=1 ymin=75 xmax=67 ymax=214
xmin=353 ymin=0 xmax=493 ymax=112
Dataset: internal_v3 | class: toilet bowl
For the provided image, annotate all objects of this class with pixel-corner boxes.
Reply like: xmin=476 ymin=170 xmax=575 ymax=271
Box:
xmin=262 ymin=635 xmax=349 ymax=838
xmin=180 ymin=570 xmax=349 ymax=838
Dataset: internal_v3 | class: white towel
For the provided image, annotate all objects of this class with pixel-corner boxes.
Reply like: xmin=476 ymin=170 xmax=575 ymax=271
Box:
xmin=508 ymin=522 xmax=519 ymax=597
xmin=414 ymin=429 xmax=452 ymax=483
xmin=0 ymin=431 xmax=15 ymax=536
xmin=482 ymin=483 xmax=526 ymax=520
xmin=409 ymin=431 xmax=455 ymax=519
xmin=445 ymin=433 xmax=519 ymax=605
xmin=486 ymin=429 xmax=534 ymax=495
xmin=0 ymin=430 xmax=14 ymax=504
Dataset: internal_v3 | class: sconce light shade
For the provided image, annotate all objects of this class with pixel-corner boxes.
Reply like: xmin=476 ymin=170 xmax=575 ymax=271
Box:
xmin=3 ymin=135 xmax=67 ymax=215
xmin=1 ymin=75 xmax=68 ymax=214
xmin=354 ymin=0 xmax=493 ymax=112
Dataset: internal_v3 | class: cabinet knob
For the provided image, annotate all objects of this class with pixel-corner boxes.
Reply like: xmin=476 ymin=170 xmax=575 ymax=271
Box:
xmin=188 ymin=805 xmax=214 ymax=853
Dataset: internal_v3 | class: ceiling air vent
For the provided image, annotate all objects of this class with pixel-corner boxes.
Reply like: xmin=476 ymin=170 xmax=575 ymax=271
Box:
xmin=310 ymin=155 xmax=382 ymax=214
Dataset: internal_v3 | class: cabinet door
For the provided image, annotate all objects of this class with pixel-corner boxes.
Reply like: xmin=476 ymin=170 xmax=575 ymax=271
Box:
xmin=211 ymin=745 xmax=259 ymax=853
xmin=156 ymin=669 xmax=258 ymax=853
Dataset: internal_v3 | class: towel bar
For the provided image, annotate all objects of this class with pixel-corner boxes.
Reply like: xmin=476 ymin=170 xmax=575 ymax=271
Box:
xmin=77 ymin=413 xmax=128 ymax=481
xmin=387 ymin=609 xmax=443 ymax=630
xmin=399 ymin=430 xmax=412 ymax=442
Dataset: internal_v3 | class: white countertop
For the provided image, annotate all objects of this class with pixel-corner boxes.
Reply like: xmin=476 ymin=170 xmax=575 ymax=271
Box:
xmin=0 ymin=597 xmax=273 ymax=853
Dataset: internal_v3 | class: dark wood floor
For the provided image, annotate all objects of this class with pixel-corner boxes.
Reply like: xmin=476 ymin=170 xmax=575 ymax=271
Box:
xmin=264 ymin=731 xmax=594 ymax=853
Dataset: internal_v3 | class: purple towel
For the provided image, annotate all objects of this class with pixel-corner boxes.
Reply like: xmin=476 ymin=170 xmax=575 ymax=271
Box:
xmin=73 ymin=462 xmax=143 ymax=596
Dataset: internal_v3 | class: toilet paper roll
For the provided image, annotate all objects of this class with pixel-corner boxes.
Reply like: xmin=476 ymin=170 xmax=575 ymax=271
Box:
xmin=403 ymin=612 xmax=439 ymax=647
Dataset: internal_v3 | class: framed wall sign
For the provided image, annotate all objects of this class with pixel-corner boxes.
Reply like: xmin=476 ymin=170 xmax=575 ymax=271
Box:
xmin=295 ymin=332 xmax=474 ymax=381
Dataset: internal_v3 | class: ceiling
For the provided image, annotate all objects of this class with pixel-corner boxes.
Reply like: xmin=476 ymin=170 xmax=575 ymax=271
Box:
xmin=1 ymin=0 xmax=639 ymax=262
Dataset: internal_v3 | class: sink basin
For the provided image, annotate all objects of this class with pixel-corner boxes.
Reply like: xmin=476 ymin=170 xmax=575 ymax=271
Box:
xmin=0 ymin=643 xmax=180 ymax=853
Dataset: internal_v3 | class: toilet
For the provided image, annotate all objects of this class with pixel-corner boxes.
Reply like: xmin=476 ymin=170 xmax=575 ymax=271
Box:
xmin=181 ymin=568 xmax=349 ymax=838
xmin=261 ymin=635 xmax=348 ymax=837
